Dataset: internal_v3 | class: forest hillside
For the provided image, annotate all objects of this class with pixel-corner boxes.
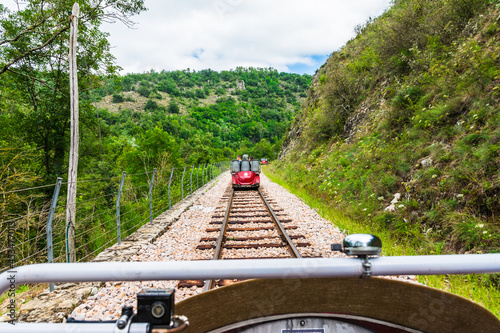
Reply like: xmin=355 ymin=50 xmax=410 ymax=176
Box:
xmin=279 ymin=0 xmax=500 ymax=257
xmin=1 ymin=66 xmax=310 ymax=185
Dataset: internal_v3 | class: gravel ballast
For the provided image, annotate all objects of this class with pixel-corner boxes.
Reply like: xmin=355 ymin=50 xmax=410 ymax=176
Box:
xmin=70 ymin=172 xmax=416 ymax=321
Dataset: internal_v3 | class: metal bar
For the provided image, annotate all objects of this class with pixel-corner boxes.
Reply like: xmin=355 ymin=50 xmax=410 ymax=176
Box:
xmin=149 ymin=168 xmax=156 ymax=224
xmin=196 ymin=164 xmax=199 ymax=189
xmin=168 ymin=167 xmax=174 ymax=209
xmin=0 ymin=322 xmax=150 ymax=333
xmin=190 ymin=165 xmax=194 ymax=195
xmin=2 ymin=254 xmax=500 ymax=297
xmin=181 ymin=165 xmax=187 ymax=200
xmin=202 ymin=164 xmax=206 ymax=185
xmin=46 ymin=177 xmax=62 ymax=292
xmin=204 ymin=189 xmax=234 ymax=291
xmin=258 ymin=188 xmax=301 ymax=258
xmin=116 ymin=171 xmax=126 ymax=245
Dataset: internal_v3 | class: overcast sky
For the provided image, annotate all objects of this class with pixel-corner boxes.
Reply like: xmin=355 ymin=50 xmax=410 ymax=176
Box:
xmin=2 ymin=0 xmax=393 ymax=75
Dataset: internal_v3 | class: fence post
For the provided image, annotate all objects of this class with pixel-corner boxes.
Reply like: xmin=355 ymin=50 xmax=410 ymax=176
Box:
xmin=116 ymin=171 xmax=126 ymax=245
xmin=197 ymin=164 xmax=200 ymax=190
xmin=47 ymin=177 xmax=62 ymax=292
xmin=181 ymin=165 xmax=187 ymax=200
xmin=168 ymin=167 xmax=174 ymax=209
xmin=202 ymin=163 xmax=206 ymax=185
xmin=190 ymin=165 xmax=194 ymax=195
xmin=149 ymin=168 xmax=156 ymax=225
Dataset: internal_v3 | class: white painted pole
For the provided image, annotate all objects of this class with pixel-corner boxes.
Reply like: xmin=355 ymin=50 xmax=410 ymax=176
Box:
xmin=65 ymin=2 xmax=79 ymax=263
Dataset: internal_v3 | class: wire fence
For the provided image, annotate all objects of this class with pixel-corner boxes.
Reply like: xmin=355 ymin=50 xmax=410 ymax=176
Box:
xmin=0 ymin=161 xmax=229 ymax=277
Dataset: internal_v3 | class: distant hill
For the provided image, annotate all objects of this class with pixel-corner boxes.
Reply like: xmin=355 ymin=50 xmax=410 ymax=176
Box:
xmin=279 ymin=0 xmax=499 ymax=255
xmin=95 ymin=67 xmax=311 ymax=166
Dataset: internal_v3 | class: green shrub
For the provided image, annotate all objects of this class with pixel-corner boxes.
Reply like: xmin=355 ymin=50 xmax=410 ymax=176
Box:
xmin=144 ymin=99 xmax=159 ymax=111
xmin=137 ymin=85 xmax=150 ymax=97
xmin=391 ymin=86 xmax=422 ymax=109
xmin=112 ymin=93 xmax=124 ymax=103
xmin=168 ymin=101 xmax=180 ymax=114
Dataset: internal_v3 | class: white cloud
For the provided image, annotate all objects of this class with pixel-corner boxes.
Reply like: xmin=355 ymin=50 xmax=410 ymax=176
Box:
xmin=4 ymin=0 xmax=392 ymax=74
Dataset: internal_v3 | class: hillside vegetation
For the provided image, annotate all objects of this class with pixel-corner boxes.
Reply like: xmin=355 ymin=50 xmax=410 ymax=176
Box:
xmin=279 ymin=0 xmax=499 ymax=258
xmin=1 ymin=66 xmax=310 ymax=186
xmin=95 ymin=68 xmax=310 ymax=170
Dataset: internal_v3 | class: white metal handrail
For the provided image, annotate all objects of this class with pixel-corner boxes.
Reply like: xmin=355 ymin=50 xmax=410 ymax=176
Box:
xmin=2 ymin=254 xmax=500 ymax=297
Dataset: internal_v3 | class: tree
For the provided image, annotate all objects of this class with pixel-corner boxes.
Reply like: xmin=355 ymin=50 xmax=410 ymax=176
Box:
xmin=145 ymin=99 xmax=159 ymax=111
xmin=0 ymin=1 xmax=146 ymax=75
xmin=168 ymin=100 xmax=180 ymax=114
xmin=0 ymin=0 xmax=146 ymax=180
xmin=120 ymin=125 xmax=180 ymax=173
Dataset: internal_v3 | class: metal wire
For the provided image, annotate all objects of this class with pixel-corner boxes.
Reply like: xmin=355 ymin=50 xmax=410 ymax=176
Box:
xmin=77 ymin=237 xmax=116 ymax=262
xmin=74 ymin=206 xmax=115 ymax=225
xmin=70 ymin=226 xmax=116 ymax=247
xmin=125 ymin=172 xmax=150 ymax=178
xmin=122 ymin=184 xmax=150 ymax=194
xmin=0 ymin=206 xmax=51 ymax=225
xmin=0 ymin=182 xmax=59 ymax=195
xmin=12 ymin=232 xmax=46 ymax=248
xmin=65 ymin=175 xmax=123 ymax=184
xmin=74 ymin=220 xmax=112 ymax=239
xmin=0 ymin=164 xmax=224 ymax=273
xmin=74 ymin=191 xmax=116 ymax=205
xmin=122 ymin=218 xmax=149 ymax=237
xmin=120 ymin=211 xmax=148 ymax=227
xmin=72 ymin=236 xmax=104 ymax=254
xmin=0 ymin=247 xmax=49 ymax=273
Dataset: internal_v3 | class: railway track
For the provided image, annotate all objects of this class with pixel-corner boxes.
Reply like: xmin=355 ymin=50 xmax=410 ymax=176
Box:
xmin=178 ymin=186 xmax=312 ymax=290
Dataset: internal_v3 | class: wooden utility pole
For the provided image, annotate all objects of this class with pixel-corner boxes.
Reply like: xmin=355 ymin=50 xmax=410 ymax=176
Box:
xmin=66 ymin=2 xmax=79 ymax=263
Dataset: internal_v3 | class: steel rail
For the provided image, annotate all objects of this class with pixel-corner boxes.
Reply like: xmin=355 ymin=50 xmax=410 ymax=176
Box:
xmin=2 ymin=254 xmax=500 ymax=296
xmin=258 ymin=188 xmax=302 ymax=258
xmin=203 ymin=189 xmax=234 ymax=291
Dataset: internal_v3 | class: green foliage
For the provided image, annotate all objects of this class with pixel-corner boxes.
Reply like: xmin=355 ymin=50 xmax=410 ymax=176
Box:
xmin=279 ymin=0 xmax=500 ymax=259
xmin=97 ymin=68 xmax=310 ymax=164
xmin=0 ymin=0 xmax=146 ymax=181
xmin=137 ymin=85 xmax=150 ymax=97
xmin=168 ymin=100 xmax=180 ymax=114
xmin=113 ymin=93 xmax=125 ymax=103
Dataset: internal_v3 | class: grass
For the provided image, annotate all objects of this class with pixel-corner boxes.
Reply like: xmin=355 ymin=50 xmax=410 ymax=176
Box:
xmin=264 ymin=165 xmax=500 ymax=318
xmin=0 ymin=283 xmax=47 ymax=317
